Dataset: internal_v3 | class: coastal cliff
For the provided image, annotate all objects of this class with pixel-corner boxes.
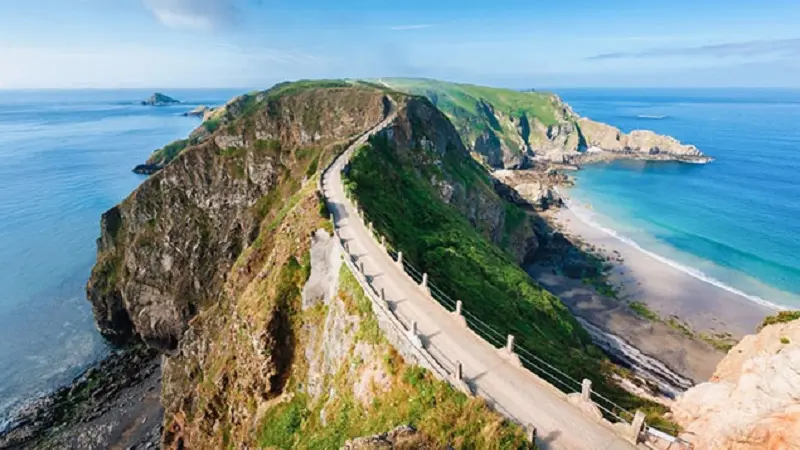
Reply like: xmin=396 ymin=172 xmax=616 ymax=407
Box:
xmin=381 ymin=78 xmax=710 ymax=170
xmin=89 ymin=84 xmax=389 ymax=350
xmin=86 ymin=82 xmax=532 ymax=447
xmin=671 ymin=312 xmax=800 ymax=449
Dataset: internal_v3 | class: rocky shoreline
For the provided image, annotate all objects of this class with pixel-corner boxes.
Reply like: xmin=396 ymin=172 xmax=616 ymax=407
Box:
xmin=0 ymin=345 xmax=162 ymax=450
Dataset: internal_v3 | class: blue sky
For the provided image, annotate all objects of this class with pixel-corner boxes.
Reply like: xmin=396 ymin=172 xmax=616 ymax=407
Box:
xmin=2 ymin=0 xmax=800 ymax=88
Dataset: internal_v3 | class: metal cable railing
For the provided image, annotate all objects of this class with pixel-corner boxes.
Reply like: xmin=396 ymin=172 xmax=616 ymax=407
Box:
xmin=322 ymin=134 xmax=685 ymax=447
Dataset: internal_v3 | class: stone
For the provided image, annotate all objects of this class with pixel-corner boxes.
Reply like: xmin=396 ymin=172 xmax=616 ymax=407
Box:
xmin=671 ymin=319 xmax=800 ymax=449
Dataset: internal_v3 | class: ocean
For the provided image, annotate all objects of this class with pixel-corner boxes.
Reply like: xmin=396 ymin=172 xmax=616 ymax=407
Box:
xmin=0 ymin=88 xmax=243 ymax=426
xmin=554 ymin=88 xmax=800 ymax=311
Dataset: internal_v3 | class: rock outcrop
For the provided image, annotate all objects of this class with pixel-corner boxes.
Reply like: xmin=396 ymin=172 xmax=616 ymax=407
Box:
xmin=88 ymin=85 xmax=388 ymax=350
xmin=383 ymin=79 xmax=711 ymax=169
xmin=182 ymin=105 xmax=212 ymax=117
xmin=572 ymin=118 xmax=710 ymax=164
xmin=141 ymin=93 xmax=180 ymax=106
xmin=671 ymin=317 xmax=800 ymax=449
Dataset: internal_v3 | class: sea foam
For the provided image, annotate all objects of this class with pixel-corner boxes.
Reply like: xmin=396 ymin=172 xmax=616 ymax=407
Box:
xmin=560 ymin=192 xmax=785 ymax=312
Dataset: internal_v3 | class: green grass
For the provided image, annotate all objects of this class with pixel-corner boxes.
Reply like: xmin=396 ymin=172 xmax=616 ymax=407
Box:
xmin=759 ymin=310 xmax=800 ymax=331
xmin=338 ymin=266 xmax=383 ymax=345
xmin=148 ymin=138 xmax=189 ymax=165
xmin=380 ymin=78 xmax=563 ymax=156
xmin=343 ymin=134 xmax=675 ymax=429
xmin=255 ymin=264 xmax=530 ymax=449
xmin=629 ymin=301 xmax=659 ymax=321
xmin=204 ymin=117 xmax=221 ymax=133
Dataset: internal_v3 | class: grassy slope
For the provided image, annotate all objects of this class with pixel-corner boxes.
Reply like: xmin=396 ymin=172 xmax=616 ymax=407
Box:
xmin=380 ymin=78 xmax=561 ymax=154
xmin=258 ymin=265 xmax=530 ymax=450
xmin=344 ymin=134 xmax=675 ymax=429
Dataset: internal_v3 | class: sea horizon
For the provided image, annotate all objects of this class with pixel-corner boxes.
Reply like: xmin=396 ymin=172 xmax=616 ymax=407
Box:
xmin=556 ymin=87 xmax=800 ymax=311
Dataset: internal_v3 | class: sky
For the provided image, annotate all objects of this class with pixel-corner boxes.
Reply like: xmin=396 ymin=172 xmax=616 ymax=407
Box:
xmin=2 ymin=0 xmax=800 ymax=89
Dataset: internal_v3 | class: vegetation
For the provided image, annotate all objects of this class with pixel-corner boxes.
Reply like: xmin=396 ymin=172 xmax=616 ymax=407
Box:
xmin=758 ymin=310 xmax=800 ymax=331
xmin=344 ymin=134 xmax=675 ymax=429
xmin=380 ymin=78 xmax=565 ymax=156
xmin=203 ymin=117 xmax=221 ymax=133
xmin=257 ymin=263 xmax=530 ymax=450
xmin=147 ymin=138 xmax=189 ymax=165
xmin=629 ymin=301 xmax=659 ymax=321
xmin=629 ymin=301 xmax=737 ymax=352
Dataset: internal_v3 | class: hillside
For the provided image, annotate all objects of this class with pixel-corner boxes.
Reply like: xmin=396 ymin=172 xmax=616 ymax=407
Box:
xmin=85 ymin=81 xmax=529 ymax=448
xmin=379 ymin=78 xmax=709 ymax=169
xmin=342 ymin=95 xmax=673 ymax=429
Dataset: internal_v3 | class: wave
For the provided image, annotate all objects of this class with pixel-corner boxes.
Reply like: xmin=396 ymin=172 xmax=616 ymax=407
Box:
xmin=636 ymin=114 xmax=667 ymax=120
xmin=558 ymin=191 xmax=786 ymax=312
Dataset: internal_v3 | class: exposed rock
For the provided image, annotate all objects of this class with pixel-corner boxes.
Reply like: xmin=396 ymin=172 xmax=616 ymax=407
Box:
xmin=385 ymin=79 xmax=710 ymax=168
xmin=0 ymin=346 xmax=161 ymax=450
xmin=182 ymin=105 xmax=212 ymax=117
xmin=301 ymin=229 xmax=342 ymax=310
xmin=341 ymin=425 xmax=439 ymax=450
xmin=672 ymin=319 xmax=800 ymax=449
xmin=141 ymin=93 xmax=180 ymax=106
xmin=88 ymin=86 xmax=388 ymax=351
xmin=573 ymin=118 xmax=711 ymax=164
xmin=492 ymin=169 xmax=565 ymax=211
xmin=132 ymin=163 xmax=162 ymax=175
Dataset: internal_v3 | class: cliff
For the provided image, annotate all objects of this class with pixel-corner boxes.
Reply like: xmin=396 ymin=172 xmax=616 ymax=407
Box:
xmin=671 ymin=313 xmax=800 ymax=449
xmin=90 ymin=82 xmax=389 ymax=350
xmin=381 ymin=78 xmax=710 ymax=169
xmin=87 ymin=82 xmax=530 ymax=447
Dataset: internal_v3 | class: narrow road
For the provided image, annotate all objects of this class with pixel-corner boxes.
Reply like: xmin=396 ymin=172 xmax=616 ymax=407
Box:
xmin=322 ymin=100 xmax=636 ymax=450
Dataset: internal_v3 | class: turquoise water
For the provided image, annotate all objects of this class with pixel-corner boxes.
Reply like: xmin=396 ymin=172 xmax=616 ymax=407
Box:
xmin=0 ymin=89 xmax=242 ymax=425
xmin=554 ymin=89 xmax=800 ymax=310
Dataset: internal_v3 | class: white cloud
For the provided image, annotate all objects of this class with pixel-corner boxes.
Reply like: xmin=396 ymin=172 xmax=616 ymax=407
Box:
xmin=0 ymin=44 xmax=327 ymax=89
xmin=143 ymin=0 xmax=240 ymax=30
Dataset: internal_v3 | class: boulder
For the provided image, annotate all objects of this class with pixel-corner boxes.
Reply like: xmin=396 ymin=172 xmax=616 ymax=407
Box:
xmin=671 ymin=319 xmax=800 ymax=449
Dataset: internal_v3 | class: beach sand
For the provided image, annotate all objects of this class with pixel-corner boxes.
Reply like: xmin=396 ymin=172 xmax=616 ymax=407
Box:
xmin=526 ymin=206 xmax=776 ymax=385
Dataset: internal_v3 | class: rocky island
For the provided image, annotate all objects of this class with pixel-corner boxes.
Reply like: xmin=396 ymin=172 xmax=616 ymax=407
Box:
xmin=141 ymin=93 xmax=180 ymax=106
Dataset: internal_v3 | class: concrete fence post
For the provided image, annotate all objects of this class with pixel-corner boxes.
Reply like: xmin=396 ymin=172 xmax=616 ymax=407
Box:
xmin=506 ymin=334 xmax=515 ymax=353
xmin=455 ymin=361 xmax=462 ymax=380
xmin=421 ymin=273 xmax=428 ymax=289
xmin=410 ymin=320 xmax=417 ymax=336
xmin=526 ymin=424 xmax=537 ymax=445
xmin=359 ymin=261 xmax=365 ymax=274
xmin=581 ymin=379 xmax=592 ymax=402
xmin=368 ymin=222 xmax=373 ymax=234
xmin=455 ymin=300 xmax=462 ymax=316
xmin=380 ymin=287 xmax=386 ymax=302
xmin=380 ymin=235 xmax=386 ymax=249
xmin=396 ymin=251 xmax=403 ymax=268
xmin=630 ymin=411 xmax=646 ymax=444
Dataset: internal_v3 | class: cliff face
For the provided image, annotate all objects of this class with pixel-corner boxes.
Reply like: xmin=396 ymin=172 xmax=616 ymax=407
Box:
xmin=671 ymin=317 xmax=800 ymax=449
xmin=382 ymin=78 xmax=710 ymax=169
xmin=363 ymin=95 xmax=542 ymax=263
xmin=88 ymin=85 xmax=388 ymax=350
xmin=87 ymin=82 xmax=530 ymax=447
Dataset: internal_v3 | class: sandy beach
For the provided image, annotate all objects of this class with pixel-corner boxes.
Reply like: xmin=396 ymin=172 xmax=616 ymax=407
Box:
xmin=526 ymin=202 xmax=777 ymax=386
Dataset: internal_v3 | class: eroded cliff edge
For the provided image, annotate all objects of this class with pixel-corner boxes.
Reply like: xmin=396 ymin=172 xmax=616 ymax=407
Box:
xmin=671 ymin=312 xmax=800 ymax=449
xmin=85 ymin=82 xmax=544 ymax=447
xmin=88 ymin=84 xmax=390 ymax=350
xmin=380 ymin=78 xmax=710 ymax=170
